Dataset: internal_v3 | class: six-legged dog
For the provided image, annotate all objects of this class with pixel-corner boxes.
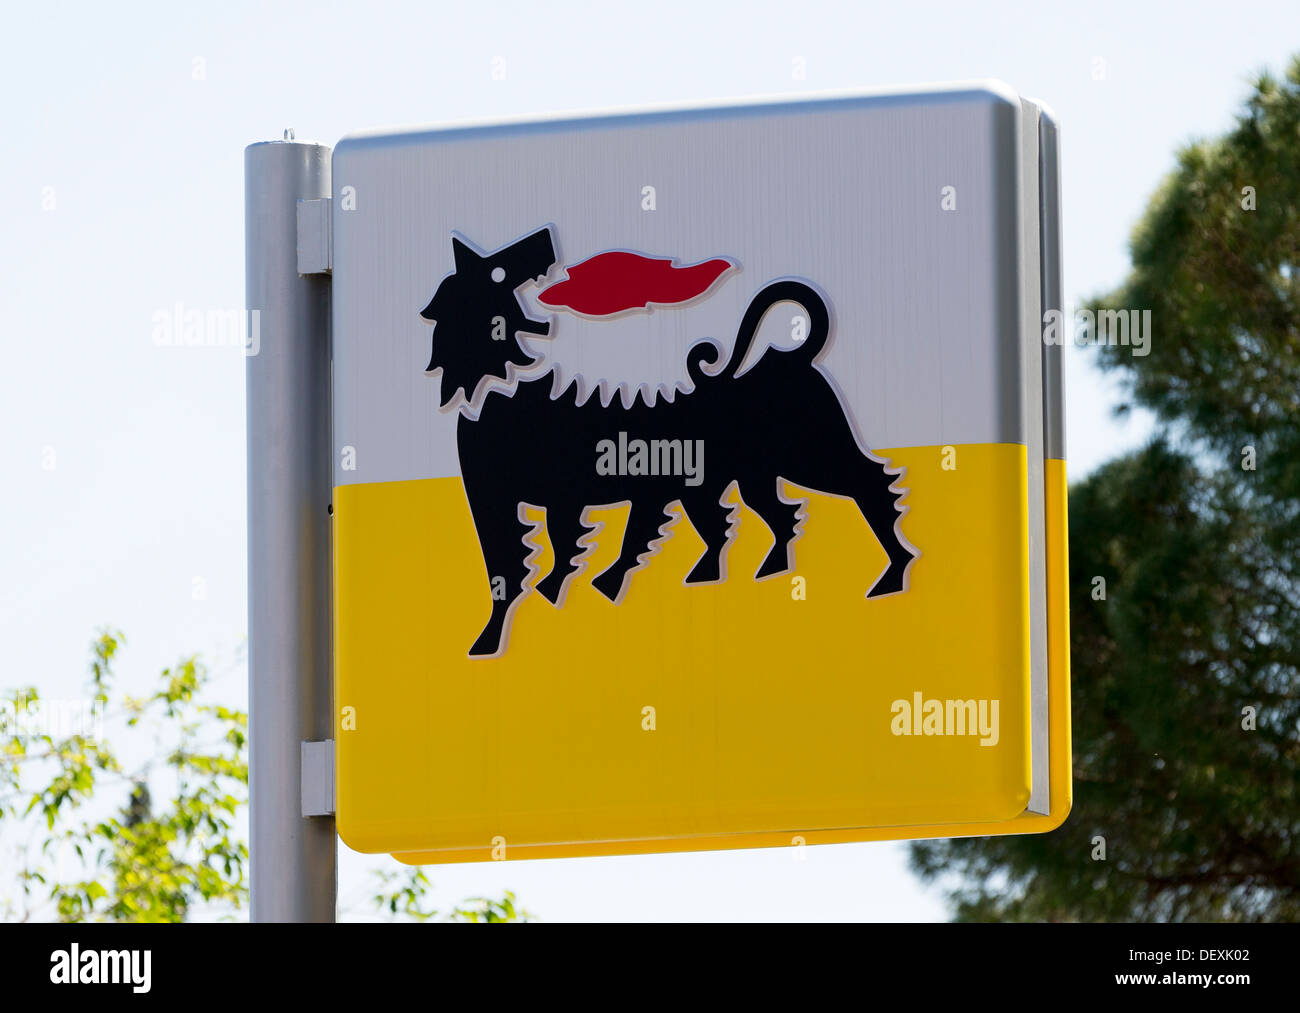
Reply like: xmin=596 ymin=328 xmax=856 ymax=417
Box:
xmin=421 ymin=227 xmax=918 ymax=657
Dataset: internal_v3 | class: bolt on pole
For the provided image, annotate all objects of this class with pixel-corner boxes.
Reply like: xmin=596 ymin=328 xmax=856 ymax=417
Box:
xmin=244 ymin=137 xmax=336 ymax=922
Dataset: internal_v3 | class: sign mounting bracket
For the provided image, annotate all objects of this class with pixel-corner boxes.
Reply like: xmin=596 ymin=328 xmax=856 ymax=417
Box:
xmin=297 ymin=197 xmax=332 ymax=275
xmin=301 ymin=739 xmax=336 ymax=817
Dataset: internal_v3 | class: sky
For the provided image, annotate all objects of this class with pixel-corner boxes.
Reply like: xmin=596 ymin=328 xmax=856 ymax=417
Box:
xmin=1 ymin=0 xmax=1297 ymax=922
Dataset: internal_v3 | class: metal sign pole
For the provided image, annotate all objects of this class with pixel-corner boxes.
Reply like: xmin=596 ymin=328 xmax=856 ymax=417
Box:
xmin=244 ymin=137 xmax=336 ymax=922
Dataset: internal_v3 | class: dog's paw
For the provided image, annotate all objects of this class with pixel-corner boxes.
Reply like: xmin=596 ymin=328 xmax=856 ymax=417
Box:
xmin=469 ymin=625 xmax=505 ymax=658
xmin=684 ymin=555 xmax=721 ymax=584
xmin=754 ymin=550 xmax=792 ymax=580
xmin=534 ymin=570 xmax=567 ymax=606
xmin=865 ymin=559 xmax=910 ymax=598
xmin=590 ymin=568 xmax=625 ymax=602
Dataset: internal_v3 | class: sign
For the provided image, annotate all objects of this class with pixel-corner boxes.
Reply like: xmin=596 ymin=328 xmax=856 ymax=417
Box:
xmin=329 ymin=83 xmax=1071 ymax=861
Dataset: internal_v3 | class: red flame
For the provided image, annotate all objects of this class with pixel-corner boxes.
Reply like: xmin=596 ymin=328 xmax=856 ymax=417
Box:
xmin=538 ymin=251 xmax=734 ymax=316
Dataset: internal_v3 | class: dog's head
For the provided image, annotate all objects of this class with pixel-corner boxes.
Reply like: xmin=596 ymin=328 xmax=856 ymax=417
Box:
xmin=420 ymin=227 xmax=557 ymax=410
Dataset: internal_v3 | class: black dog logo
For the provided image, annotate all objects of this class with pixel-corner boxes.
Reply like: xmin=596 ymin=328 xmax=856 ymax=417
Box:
xmin=420 ymin=226 xmax=918 ymax=657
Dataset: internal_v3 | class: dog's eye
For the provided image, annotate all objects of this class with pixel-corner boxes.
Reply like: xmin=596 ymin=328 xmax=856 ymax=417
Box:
xmin=490 ymin=267 xmax=506 ymax=283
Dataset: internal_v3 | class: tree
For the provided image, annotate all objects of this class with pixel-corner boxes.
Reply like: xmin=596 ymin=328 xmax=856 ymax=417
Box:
xmin=0 ymin=631 xmax=248 ymax=921
xmin=370 ymin=868 xmax=531 ymax=923
xmin=0 ymin=631 xmax=529 ymax=923
xmin=911 ymin=56 xmax=1300 ymax=921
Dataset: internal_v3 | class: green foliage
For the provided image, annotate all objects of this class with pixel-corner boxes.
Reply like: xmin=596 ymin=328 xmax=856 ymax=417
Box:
xmin=0 ymin=631 xmax=248 ymax=922
xmin=370 ymin=868 xmax=532 ymax=923
xmin=911 ymin=57 xmax=1300 ymax=922
xmin=372 ymin=867 xmax=441 ymax=922
xmin=1 ymin=631 xmax=531 ymax=923
xmin=448 ymin=890 xmax=530 ymax=923
xmin=1095 ymin=57 xmax=1300 ymax=512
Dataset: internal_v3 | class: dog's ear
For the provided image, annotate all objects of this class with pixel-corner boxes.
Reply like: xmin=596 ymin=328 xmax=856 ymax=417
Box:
xmin=451 ymin=235 xmax=479 ymax=272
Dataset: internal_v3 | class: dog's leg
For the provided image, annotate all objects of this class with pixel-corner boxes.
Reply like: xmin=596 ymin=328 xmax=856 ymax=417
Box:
xmin=591 ymin=503 xmax=670 ymax=603
xmin=535 ymin=509 xmax=591 ymax=607
xmin=847 ymin=464 xmax=916 ymax=597
xmin=681 ymin=491 xmax=731 ymax=585
xmin=468 ymin=508 xmax=533 ymax=657
xmin=743 ymin=479 xmax=802 ymax=580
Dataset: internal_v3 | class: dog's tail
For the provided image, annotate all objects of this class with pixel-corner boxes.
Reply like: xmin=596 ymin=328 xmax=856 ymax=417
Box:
xmin=721 ymin=280 xmax=830 ymax=379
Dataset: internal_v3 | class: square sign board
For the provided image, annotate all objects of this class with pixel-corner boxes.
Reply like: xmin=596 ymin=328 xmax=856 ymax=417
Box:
xmin=330 ymin=82 xmax=1071 ymax=862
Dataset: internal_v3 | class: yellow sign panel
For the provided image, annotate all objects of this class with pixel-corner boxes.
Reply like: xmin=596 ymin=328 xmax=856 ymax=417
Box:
xmin=330 ymin=86 xmax=1070 ymax=860
xmin=335 ymin=452 xmax=1069 ymax=859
